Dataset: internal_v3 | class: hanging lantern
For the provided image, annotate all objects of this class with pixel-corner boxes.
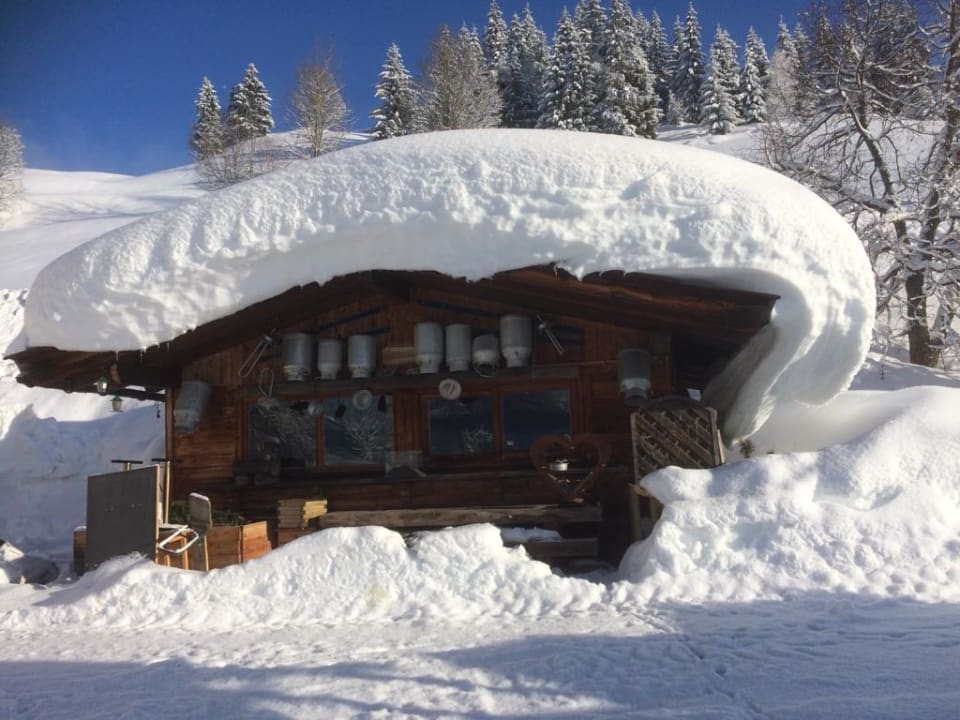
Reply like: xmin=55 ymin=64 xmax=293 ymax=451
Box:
xmin=111 ymin=395 xmax=123 ymax=413
xmin=94 ymin=376 xmax=109 ymax=395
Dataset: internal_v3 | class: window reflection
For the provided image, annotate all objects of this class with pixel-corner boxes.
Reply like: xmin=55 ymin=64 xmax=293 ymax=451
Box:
xmin=502 ymin=389 xmax=571 ymax=451
xmin=322 ymin=395 xmax=394 ymax=465
xmin=429 ymin=396 xmax=495 ymax=456
xmin=248 ymin=400 xmax=317 ymax=467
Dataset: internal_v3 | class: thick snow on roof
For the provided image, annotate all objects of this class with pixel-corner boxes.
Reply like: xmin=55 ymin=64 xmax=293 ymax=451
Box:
xmin=18 ymin=129 xmax=873 ymax=437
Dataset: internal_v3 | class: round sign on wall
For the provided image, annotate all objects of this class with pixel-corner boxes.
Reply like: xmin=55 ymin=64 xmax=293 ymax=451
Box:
xmin=438 ymin=378 xmax=462 ymax=400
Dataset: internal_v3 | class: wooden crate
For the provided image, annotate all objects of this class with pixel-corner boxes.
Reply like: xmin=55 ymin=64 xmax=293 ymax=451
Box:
xmin=198 ymin=521 xmax=273 ymax=570
xmin=277 ymin=498 xmax=328 ymax=529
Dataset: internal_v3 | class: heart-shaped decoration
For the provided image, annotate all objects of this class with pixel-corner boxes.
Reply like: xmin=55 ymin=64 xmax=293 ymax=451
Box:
xmin=529 ymin=433 xmax=611 ymax=502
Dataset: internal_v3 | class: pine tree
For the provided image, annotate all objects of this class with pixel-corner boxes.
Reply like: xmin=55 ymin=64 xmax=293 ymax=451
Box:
xmin=593 ymin=0 xmax=661 ymax=137
xmin=644 ymin=11 xmax=673 ymax=115
xmin=744 ymin=27 xmax=769 ymax=86
xmin=190 ymin=77 xmax=222 ymax=160
xmin=671 ymin=3 xmax=705 ymax=123
xmin=739 ymin=46 xmax=766 ymax=123
xmin=574 ymin=0 xmax=608 ymax=129
xmin=792 ymin=22 xmax=818 ymax=116
xmin=664 ymin=90 xmax=684 ymax=125
xmin=708 ymin=26 xmax=742 ymax=123
xmin=538 ymin=8 xmax=592 ymax=130
xmin=482 ymin=1 xmax=509 ymax=73
xmin=502 ymin=8 xmax=549 ymax=127
xmin=634 ymin=8 xmax=650 ymax=48
xmin=225 ymin=63 xmax=273 ymax=145
xmin=371 ymin=43 xmax=418 ymax=140
xmin=575 ymin=0 xmax=608 ymax=61
xmin=700 ymin=36 xmax=738 ymax=134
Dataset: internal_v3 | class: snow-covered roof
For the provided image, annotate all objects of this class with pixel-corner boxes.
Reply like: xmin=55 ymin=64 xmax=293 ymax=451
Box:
xmin=16 ymin=129 xmax=873 ymax=438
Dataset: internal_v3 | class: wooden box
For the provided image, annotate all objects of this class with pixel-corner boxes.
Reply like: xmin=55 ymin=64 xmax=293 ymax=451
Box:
xmin=201 ymin=521 xmax=273 ymax=570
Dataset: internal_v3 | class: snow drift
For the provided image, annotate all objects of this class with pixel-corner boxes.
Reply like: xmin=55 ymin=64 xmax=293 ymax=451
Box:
xmin=0 ymin=525 xmax=607 ymax=629
xmin=621 ymin=386 xmax=960 ymax=603
xmin=6 ymin=382 xmax=958 ymax=622
xmin=15 ymin=129 xmax=872 ymax=437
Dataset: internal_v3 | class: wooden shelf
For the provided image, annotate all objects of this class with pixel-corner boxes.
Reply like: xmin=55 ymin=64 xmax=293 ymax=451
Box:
xmin=242 ymin=364 xmax=585 ymax=398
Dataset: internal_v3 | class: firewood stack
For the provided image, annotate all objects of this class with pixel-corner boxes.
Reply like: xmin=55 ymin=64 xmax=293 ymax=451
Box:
xmin=276 ymin=498 xmax=328 ymax=529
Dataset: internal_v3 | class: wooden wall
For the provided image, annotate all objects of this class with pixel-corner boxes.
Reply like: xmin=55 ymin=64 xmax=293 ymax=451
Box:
xmin=169 ymin=285 xmax=674 ymax=513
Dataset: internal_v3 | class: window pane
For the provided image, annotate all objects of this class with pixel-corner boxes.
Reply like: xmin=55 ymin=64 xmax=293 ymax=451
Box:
xmin=429 ymin=396 xmax=495 ymax=456
xmin=248 ymin=400 xmax=317 ymax=467
xmin=322 ymin=395 xmax=394 ymax=465
xmin=502 ymin=389 xmax=571 ymax=451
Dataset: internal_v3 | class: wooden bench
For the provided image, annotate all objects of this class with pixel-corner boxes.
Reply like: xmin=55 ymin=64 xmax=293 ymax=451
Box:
xmin=276 ymin=504 xmax=602 ymax=562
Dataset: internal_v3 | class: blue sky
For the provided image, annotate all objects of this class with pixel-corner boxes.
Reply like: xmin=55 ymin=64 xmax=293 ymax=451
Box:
xmin=0 ymin=0 xmax=805 ymax=175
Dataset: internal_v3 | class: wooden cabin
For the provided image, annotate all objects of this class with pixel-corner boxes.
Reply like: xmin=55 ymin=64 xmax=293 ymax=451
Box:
xmin=11 ymin=264 xmax=777 ymax=563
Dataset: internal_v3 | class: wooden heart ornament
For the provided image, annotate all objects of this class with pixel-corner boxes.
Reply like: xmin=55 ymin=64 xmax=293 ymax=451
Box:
xmin=529 ymin=433 xmax=611 ymax=502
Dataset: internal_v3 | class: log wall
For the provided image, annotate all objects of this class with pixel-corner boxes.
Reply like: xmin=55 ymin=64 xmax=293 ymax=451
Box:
xmin=169 ymin=286 xmax=675 ymax=515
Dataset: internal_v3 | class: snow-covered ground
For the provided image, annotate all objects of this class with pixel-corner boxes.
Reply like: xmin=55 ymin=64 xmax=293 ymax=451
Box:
xmin=2 ymin=129 xmax=959 ymax=719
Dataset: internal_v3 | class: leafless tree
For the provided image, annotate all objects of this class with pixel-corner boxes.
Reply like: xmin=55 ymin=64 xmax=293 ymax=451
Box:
xmin=291 ymin=53 xmax=349 ymax=157
xmin=763 ymin=0 xmax=960 ymax=367
xmin=0 ymin=122 xmax=24 ymax=221
xmin=420 ymin=26 xmax=501 ymax=131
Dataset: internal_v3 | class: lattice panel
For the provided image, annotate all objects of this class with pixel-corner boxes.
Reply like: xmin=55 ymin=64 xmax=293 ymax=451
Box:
xmin=630 ymin=399 xmax=724 ymax=481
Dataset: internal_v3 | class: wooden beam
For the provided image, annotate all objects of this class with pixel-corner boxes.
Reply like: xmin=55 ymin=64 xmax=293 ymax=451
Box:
xmin=397 ymin=270 xmax=766 ymax=345
xmin=111 ymin=361 xmax=181 ymax=389
xmin=312 ymin=504 xmax=602 ymax=530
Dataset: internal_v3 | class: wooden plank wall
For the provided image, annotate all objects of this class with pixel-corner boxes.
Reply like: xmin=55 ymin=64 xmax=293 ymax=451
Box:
xmin=170 ymin=287 xmax=675 ymax=510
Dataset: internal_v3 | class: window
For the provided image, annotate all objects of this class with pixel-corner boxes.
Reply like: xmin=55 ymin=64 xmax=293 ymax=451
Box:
xmin=321 ymin=395 xmax=394 ymax=465
xmin=248 ymin=400 xmax=317 ymax=467
xmin=502 ymin=389 xmax=571 ymax=451
xmin=428 ymin=396 xmax=495 ymax=456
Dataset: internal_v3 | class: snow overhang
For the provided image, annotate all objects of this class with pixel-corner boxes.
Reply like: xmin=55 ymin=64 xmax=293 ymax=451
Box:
xmin=12 ymin=129 xmax=874 ymax=438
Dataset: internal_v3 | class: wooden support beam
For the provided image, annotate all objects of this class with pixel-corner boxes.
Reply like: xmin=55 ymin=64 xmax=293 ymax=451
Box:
xmin=312 ymin=504 xmax=602 ymax=530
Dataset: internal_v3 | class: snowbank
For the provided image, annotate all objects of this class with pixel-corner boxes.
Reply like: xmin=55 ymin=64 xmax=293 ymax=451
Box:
xmin=16 ymin=129 xmax=872 ymax=437
xmin=621 ymin=386 xmax=960 ymax=603
xmin=8 ymin=377 xmax=959 ymax=623
xmin=0 ymin=524 xmax=607 ymax=629
xmin=4 ymin=383 xmax=958 ymax=621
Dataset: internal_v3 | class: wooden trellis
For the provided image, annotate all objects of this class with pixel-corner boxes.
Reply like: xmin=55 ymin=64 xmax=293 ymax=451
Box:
xmin=630 ymin=397 xmax=725 ymax=482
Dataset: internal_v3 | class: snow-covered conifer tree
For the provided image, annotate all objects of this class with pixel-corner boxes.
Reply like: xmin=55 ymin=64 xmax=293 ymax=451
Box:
xmin=482 ymin=1 xmax=509 ymax=74
xmin=573 ymin=0 xmax=608 ymax=129
xmin=190 ymin=77 xmax=222 ymax=161
xmin=738 ymin=43 xmax=766 ymax=123
xmin=671 ymin=3 xmax=705 ymax=123
xmin=502 ymin=8 xmax=549 ymax=127
xmin=537 ymin=8 xmax=592 ymax=130
xmin=371 ymin=44 xmax=418 ymax=140
xmin=705 ymin=26 xmax=741 ymax=125
xmin=225 ymin=63 xmax=273 ymax=145
xmin=700 ymin=38 xmax=738 ymax=134
xmin=644 ymin=11 xmax=673 ymax=115
xmin=574 ymin=0 xmax=608 ymax=61
xmin=634 ymin=8 xmax=650 ymax=47
xmin=593 ymin=0 xmax=661 ymax=137
xmin=744 ymin=27 xmax=769 ymax=87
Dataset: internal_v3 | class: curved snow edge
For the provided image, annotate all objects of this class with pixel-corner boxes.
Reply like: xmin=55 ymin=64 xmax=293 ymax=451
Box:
xmin=17 ymin=129 xmax=873 ymax=437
